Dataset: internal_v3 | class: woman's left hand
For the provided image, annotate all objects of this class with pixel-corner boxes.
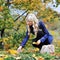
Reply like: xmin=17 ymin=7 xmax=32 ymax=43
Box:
xmin=36 ymin=40 xmax=41 ymax=45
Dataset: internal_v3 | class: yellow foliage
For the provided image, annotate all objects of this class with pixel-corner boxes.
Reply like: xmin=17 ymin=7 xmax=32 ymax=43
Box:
xmin=57 ymin=0 xmax=60 ymax=3
xmin=23 ymin=0 xmax=28 ymax=2
xmin=30 ymin=2 xmax=35 ymax=10
xmin=32 ymin=54 xmax=35 ymax=57
xmin=0 ymin=54 xmax=8 ymax=59
xmin=38 ymin=56 xmax=44 ymax=60
xmin=49 ymin=31 xmax=56 ymax=36
xmin=4 ymin=55 xmax=8 ymax=58
xmin=0 ymin=58 xmax=4 ymax=60
xmin=3 ymin=38 xmax=9 ymax=46
xmin=33 ymin=42 xmax=37 ymax=44
xmin=15 ymin=57 xmax=21 ymax=60
xmin=13 ymin=0 xmax=21 ymax=4
xmin=35 ymin=48 xmax=39 ymax=52
xmin=41 ymin=7 xmax=46 ymax=11
xmin=49 ymin=15 xmax=53 ymax=18
xmin=54 ymin=18 xmax=59 ymax=22
xmin=43 ymin=18 xmax=47 ymax=23
xmin=47 ymin=17 xmax=51 ymax=20
xmin=33 ymin=42 xmax=40 ymax=49
xmin=4 ymin=44 xmax=10 ymax=50
xmin=3 ymin=38 xmax=9 ymax=42
xmin=8 ymin=49 xmax=18 ymax=55
xmin=54 ymin=39 xmax=60 ymax=47
xmin=32 ymin=54 xmax=44 ymax=60
xmin=32 ymin=54 xmax=38 ymax=60
xmin=0 ymin=6 xmax=3 ymax=12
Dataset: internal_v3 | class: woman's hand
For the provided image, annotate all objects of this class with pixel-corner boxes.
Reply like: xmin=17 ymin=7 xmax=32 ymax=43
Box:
xmin=36 ymin=40 xmax=41 ymax=45
xmin=17 ymin=46 xmax=22 ymax=53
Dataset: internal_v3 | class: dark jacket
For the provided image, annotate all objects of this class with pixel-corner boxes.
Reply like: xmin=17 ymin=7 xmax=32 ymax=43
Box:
xmin=21 ymin=21 xmax=53 ymax=47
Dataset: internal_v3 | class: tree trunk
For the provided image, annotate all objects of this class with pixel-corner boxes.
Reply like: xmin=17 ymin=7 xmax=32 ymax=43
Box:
xmin=0 ymin=28 xmax=5 ymax=49
xmin=0 ymin=28 xmax=5 ymax=38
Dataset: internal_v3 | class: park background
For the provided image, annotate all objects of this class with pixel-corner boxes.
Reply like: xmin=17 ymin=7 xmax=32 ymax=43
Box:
xmin=0 ymin=0 xmax=60 ymax=60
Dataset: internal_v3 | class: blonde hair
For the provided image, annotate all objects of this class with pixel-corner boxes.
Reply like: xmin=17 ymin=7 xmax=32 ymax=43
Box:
xmin=26 ymin=13 xmax=39 ymax=36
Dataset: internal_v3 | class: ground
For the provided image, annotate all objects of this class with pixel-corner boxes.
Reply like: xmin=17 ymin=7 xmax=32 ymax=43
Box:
xmin=0 ymin=31 xmax=60 ymax=60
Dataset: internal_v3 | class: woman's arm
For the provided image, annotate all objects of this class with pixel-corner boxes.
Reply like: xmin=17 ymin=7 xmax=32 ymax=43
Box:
xmin=20 ymin=30 xmax=29 ymax=47
xmin=17 ymin=31 xmax=29 ymax=52
xmin=39 ymin=21 xmax=50 ymax=43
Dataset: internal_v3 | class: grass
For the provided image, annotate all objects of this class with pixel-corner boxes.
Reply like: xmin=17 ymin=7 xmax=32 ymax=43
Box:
xmin=0 ymin=30 xmax=60 ymax=60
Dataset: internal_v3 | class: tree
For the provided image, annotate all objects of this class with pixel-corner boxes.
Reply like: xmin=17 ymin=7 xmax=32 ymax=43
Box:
xmin=12 ymin=0 xmax=60 ymax=23
xmin=0 ymin=0 xmax=60 ymax=49
xmin=0 ymin=0 xmax=14 ymax=38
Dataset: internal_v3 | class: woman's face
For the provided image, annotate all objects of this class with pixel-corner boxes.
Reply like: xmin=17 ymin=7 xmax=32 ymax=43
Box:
xmin=26 ymin=21 xmax=33 ymax=26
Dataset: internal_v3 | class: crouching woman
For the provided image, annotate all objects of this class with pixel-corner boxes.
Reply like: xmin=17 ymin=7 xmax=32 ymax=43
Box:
xmin=17 ymin=13 xmax=53 ymax=53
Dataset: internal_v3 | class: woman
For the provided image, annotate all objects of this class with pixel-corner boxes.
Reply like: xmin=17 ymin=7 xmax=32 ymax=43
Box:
xmin=17 ymin=13 xmax=53 ymax=52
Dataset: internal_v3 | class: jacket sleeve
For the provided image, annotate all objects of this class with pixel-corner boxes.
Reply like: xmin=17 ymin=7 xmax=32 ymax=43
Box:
xmin=39 ymin=21 xmax=50 ymax=43
xmin=20 ymin=30 xmax=29 ymax=47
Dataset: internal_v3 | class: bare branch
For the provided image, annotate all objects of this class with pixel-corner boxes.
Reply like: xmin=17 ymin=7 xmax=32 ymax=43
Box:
xmin=14 ymin=10 xmax=28 ymax=22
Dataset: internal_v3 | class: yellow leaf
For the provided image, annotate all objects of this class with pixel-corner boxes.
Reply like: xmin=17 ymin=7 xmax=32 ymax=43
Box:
xmin=38 ymin=56 xmax=44 ymax=60
xmin=23 ymin=0 xmax=28 ymax=2
xmin=0 ymin=58 xmax=4 ymax=60
xmin=4 ymin=55 xmax=8 ymax=58
xmin=13 ymin=0 xmax=21 ymax=4
xmin=41 ymin=7 xmax=45 ymax=11
xmin=49 ymin=31 xmax=55 ymax=36
xmin=8 ymin=49 xmax=18 ymax=55
xmin=32 ymin=54 xmax=35 ymax=57
xmin=0 ymin=6 xmax=3 ymax=12
xmin=16 ymin=57 xmax=21 ymax=60
xmin=33 ymin=42 xmax=37 ymax=44
xmin=43 ymin=18 xmax=47 ymax=23
xmin=35 ymin=48 xmax=39 ymax=51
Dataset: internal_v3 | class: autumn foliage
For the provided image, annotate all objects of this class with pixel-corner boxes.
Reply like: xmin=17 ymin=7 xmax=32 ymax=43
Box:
xmin=0 ymin=0 xmax=60 ymax=60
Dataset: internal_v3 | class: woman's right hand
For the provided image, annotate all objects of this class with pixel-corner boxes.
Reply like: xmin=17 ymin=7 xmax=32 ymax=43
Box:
xmin=17 ymin=46 xmax=22 ymax=53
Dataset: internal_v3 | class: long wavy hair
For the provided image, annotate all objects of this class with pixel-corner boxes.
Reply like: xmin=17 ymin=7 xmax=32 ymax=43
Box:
xmin=26 ymin=13 xmax=39 ymax=36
